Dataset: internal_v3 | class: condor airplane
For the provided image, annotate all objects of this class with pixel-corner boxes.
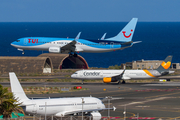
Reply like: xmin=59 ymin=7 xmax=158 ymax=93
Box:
xmin=11 ymin=18 xmax=140 ymax=55
xmin=9 ymin=72 xmax=115 ymax=119
xmin=71 ymin=56 xmax=174 ymax=83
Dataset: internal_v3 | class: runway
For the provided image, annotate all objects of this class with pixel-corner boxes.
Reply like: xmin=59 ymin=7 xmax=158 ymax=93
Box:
xmin=2 ymin=82 xmax=180 ymax=119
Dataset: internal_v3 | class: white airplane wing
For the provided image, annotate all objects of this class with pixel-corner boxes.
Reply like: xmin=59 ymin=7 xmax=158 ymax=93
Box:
xmin=55 ymin=106 xmax=116 ymax=117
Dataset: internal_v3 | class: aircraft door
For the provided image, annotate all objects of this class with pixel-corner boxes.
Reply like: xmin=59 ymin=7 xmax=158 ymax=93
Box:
xmin=100 ymin=71 xmax=103 ymax=77
xmin=24 ymin=39 xmax=28 ymax=45
xmin=110 ymin=42 xmax=114 ymax=48
xmin=80 ymin=71 xmax=83 ymax=77
xmin=124 ymin=71 xmax=128 ymax=77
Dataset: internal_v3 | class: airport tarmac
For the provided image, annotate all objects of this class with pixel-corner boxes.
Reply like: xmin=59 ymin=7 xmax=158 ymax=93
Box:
xmin=2 ymin=82 xmax=180 ymax=120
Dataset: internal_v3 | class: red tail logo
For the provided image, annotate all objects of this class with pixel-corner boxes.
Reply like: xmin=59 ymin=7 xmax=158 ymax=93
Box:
xmin=122 ymin=29 xmax=133 ymax=38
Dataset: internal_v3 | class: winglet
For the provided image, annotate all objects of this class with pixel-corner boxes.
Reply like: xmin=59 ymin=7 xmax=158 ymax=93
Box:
xmin=75 ymin=32 xmax=81 ymax=41
xmin=100 ymin=33 xmax=107 ymax=40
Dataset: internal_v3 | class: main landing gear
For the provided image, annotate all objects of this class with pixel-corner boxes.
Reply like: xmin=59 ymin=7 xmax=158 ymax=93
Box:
xmin=117 ymin=80 xmax=126 ymax=84
xmin=122 ymin=80 xmax=126 ymax=84
xmin=81 ymin=80 xmax=84 ymax=84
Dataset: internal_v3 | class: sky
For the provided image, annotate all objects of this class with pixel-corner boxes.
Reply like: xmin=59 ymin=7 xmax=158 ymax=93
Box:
xmin=0 ymin=0 xmax=180 ymax=22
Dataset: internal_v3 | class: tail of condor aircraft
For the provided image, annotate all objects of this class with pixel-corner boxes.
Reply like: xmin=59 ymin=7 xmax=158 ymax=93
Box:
xmin=156 ymin=55 xmax=173 ymax=75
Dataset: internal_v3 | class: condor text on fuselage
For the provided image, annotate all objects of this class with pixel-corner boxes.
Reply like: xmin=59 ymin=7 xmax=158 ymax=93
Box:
xmin=83 ymin=72 xmax=100 ymax=76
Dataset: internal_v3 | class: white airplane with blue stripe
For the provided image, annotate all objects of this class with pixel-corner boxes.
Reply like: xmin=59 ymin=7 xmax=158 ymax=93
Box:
xmin=11 ymin=18 xmax=141 ymax=56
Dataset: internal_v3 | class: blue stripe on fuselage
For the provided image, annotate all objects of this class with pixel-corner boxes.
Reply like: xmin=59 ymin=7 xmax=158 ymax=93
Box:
xmin=12 ymin=37 xmax=131 ymax=49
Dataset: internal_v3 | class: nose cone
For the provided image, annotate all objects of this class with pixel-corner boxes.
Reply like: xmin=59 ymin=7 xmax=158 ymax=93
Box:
xmin=11 ymin=40 xmax=21 ymax=48
xmin=11 ymin=42 xmax=15 ymax=46
xmin=11 ymin=41 xmax=18 ymax=47
xmin=71 ymin=74 xmax=76 ymax=78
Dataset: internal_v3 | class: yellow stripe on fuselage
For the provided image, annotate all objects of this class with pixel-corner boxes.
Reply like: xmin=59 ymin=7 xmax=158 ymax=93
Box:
xmin=143 ymin=70 xmax=156 ymax=77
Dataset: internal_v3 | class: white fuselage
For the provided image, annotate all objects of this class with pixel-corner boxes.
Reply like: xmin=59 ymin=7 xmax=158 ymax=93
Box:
xmin=71 ymin=69 xmax=162 ymax=80
xmin=23 ymin=97 xmax=105 ymax=116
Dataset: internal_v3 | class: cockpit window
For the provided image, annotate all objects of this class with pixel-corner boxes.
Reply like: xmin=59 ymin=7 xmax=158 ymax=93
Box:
xmin=74 ymin=72 xmax=78 ymax=74
xmin=16 ymin=40 xmax=20 ymax=42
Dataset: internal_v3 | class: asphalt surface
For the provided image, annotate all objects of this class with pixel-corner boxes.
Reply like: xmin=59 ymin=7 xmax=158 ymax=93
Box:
xmin=2 ymin=82 xmax=180 ymax=120
xmin=1 ymin=75 xmax=180 ymax=79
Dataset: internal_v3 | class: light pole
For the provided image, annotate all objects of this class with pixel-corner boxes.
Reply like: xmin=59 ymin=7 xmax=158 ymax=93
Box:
xmin=123 ymin=105 xmax=126 ymax=120
xmin=137 ymin=113 xmax=139 ymax=120
xmin=106 ymin=96 xmax=112 ymax=119
xmin=82 ymin=98 xmax=85 ymax=120
xmin=45 ymin=102 xmax=47 ymax=120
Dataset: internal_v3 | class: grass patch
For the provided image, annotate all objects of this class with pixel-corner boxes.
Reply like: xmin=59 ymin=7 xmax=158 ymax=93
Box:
xmin=15 ymin=86 xmax=88 ymax=94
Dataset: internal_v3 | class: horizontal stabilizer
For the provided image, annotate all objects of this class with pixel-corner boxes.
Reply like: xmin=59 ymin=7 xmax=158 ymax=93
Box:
xmin=133 ymin=41 xmax=142 ymax=44
xmin=121 ymin=41 xmax=133 ymax=45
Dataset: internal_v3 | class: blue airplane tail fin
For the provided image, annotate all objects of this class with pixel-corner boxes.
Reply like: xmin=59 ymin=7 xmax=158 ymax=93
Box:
xmin=105 ymin=18 xmax=138 ymax=42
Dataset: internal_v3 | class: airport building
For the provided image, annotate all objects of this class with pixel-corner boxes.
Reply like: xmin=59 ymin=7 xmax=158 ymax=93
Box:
xmin=121 ymin=59 xmax=163 ymax=69
xmin=172 ymin=63 xmax=180 ymax=69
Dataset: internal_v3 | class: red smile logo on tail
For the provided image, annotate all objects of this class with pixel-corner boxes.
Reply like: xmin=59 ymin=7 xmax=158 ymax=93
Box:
xmin=122 ymin=29 xmax=133 ymax=38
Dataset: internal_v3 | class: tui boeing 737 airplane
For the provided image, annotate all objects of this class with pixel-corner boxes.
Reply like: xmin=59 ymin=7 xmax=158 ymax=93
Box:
xmin=11 ymin=18 xmax=141 ymax=55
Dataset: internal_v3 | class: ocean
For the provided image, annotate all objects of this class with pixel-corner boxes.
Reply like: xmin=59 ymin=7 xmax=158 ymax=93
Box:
xmin=0 ymin=22 xmax=180 ymax=68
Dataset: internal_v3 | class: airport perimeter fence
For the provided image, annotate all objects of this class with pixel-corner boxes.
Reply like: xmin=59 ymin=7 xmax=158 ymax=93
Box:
xmin=0 ymin=116 xmax=116 ymax=120
xmin=3 ymin=116 xmax=180 ymax=120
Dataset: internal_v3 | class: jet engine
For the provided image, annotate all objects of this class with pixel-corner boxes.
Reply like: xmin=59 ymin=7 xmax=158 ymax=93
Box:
xmin=90 ymin=111 xmax=101 ymax=120
xmin=103 ymin=77 xmax=118 ymax=83
xmin=24 ymin=105 xmax=37 ymax=115
xmin=49 ymin=47 xmax=61 ymax=53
